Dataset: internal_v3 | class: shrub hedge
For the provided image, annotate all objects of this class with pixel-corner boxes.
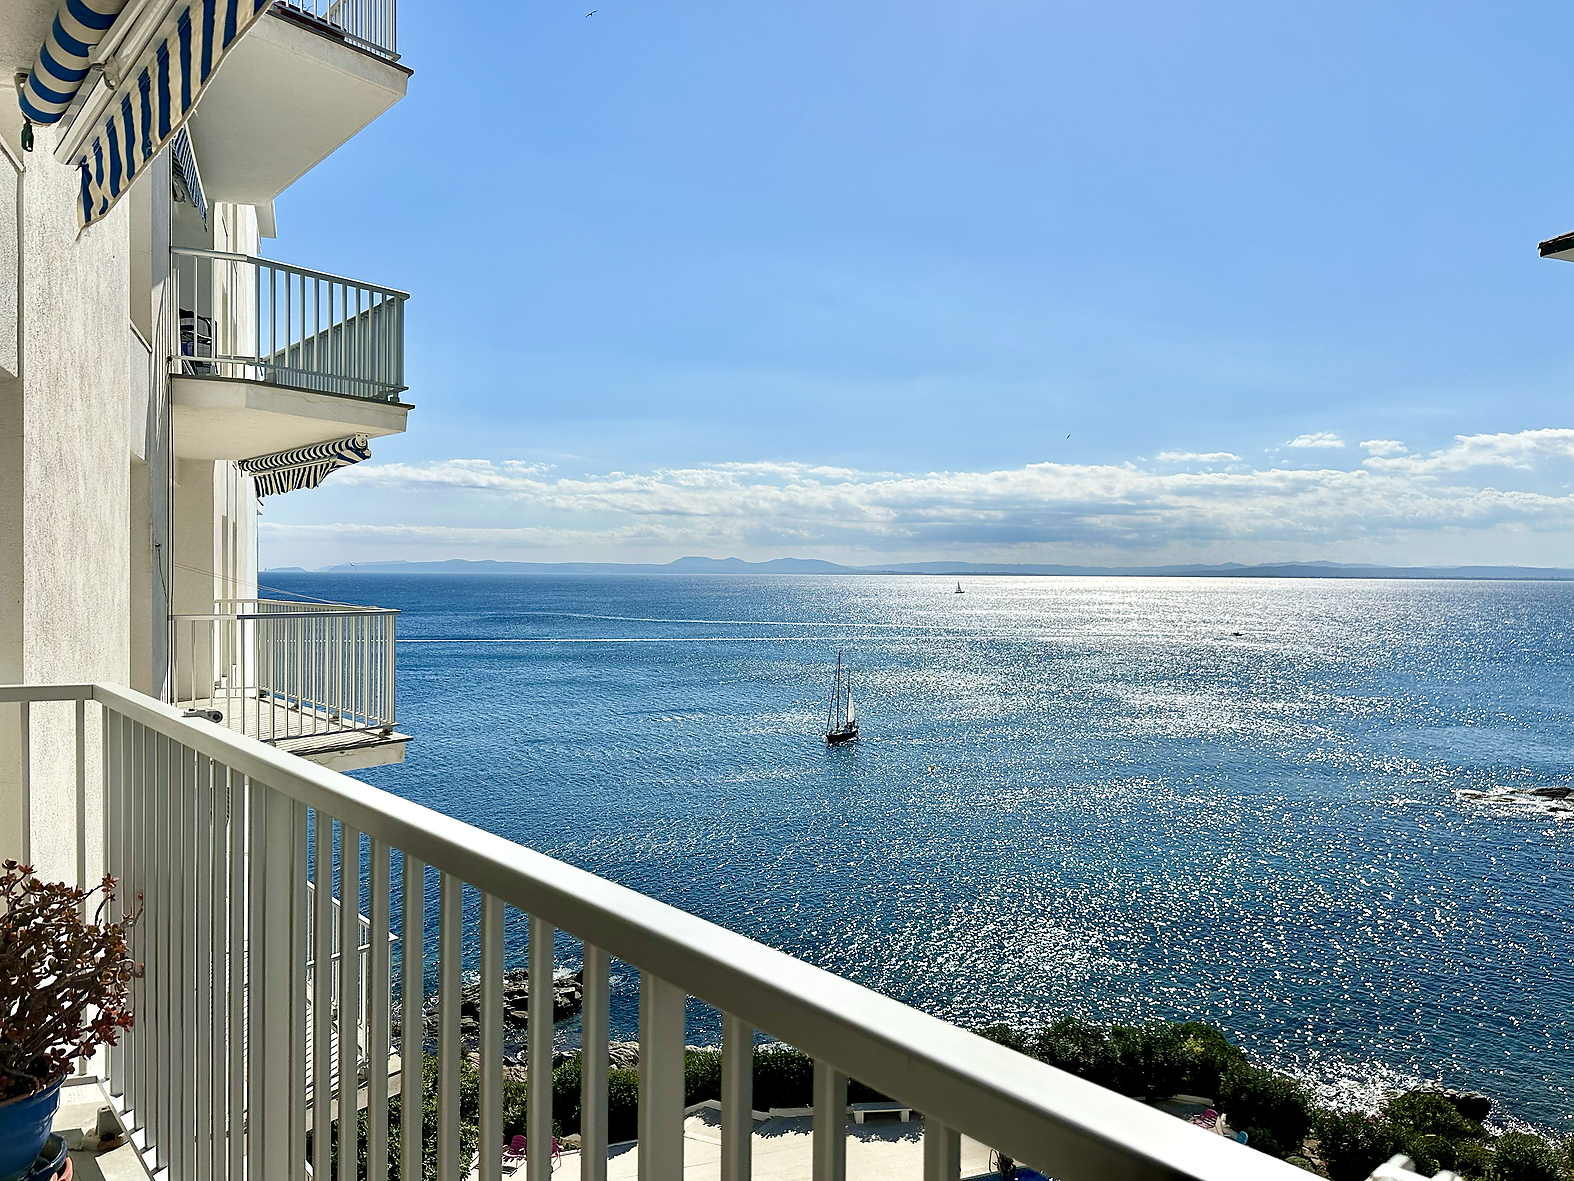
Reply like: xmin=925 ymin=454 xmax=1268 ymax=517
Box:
xmin=331 ymin=1026 xmax=1574 ymax=1180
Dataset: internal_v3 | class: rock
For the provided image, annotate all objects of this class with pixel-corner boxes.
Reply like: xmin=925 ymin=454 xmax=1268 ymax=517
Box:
xmin=1529 ymin=787 xmax=1570 ymax=800
xmin=420 ymin=968 xmax=586 ymax=1042
xmin=608 ymin=1041 xmax=640 ymax=1070
xmin=1405 ymin=1086 xmax=1491 ymax=1124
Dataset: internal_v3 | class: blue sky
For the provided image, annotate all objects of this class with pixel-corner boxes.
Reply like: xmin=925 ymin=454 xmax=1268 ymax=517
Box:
xmin=262 ymin=0 xmax=1574 ymax=568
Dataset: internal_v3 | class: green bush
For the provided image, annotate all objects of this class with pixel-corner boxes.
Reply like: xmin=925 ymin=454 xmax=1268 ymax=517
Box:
xmin=1385 ymin=1091 xmax=1488 ymax=1141
xmin=1488 ymin=1133 xmax=1564 ymax=1181
xmin=1171 ymin=1022 xmax=1245 ymax=1098
xmin=1108 ymin=1024 xmax=1187 ymax=1100
xmin=1405 ymin=1133 xmax=1458 ymax=1177
xmin=1217 ymin=1063 xmax=1311 ymax=1159
xmin=1030 ymin=1017 xmax=1118 ymax=1091
xmin=1456 ymin=1141 xmax=1495 ymax=1179
xmin=685 ymin=1049 xmax=723 ymax=1105
xmin=607 ymin=1068 xmax=640 ymax=1143
xmin=1315 ymin=1110 xmax=1406 ymax=1181
xmin=751 ymin=1045 xmax=817 ymax=1109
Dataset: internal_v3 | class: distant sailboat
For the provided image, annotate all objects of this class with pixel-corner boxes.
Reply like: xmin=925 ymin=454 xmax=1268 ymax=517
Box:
xmin=825 ymin=652 xmax=859 ymax=744
xmin=954 ymin=581 xmax=964 ymax=594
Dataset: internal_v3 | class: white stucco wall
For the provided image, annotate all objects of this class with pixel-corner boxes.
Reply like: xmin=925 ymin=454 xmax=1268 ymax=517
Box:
xmin=0 ymin=123 xmax=132 ymax=878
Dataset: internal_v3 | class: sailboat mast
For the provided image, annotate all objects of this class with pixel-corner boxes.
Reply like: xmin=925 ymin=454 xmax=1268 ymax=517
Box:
xmin=828 ymin=651 xmax=842 ymax=733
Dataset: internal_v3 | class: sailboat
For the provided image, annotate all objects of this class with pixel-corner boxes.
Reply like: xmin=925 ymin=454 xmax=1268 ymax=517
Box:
xmin=825 ymin=652 xmax=859 ymax=744
xmin=954 ymin=581 xmax=964 ymax=594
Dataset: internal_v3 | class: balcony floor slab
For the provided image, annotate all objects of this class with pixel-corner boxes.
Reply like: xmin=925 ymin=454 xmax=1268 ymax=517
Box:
xmin=183 ymin=691 xmax=408 ymax=769
xmin=172 ymin=375 xmax=411 ymax=461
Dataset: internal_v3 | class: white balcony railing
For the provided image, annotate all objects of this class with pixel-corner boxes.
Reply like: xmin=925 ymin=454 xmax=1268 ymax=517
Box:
xmin=169 ymin=599 xmax=398 ymax=746
xmin=276 ymin=0 xmax=398 ymax=61
xmin=2 ymin=683 xmax=1301 ymax=1181
xmin=172 ymin=248 xmax=408 ymax=403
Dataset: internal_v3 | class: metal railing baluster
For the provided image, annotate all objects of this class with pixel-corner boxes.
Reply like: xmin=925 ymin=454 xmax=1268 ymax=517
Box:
xmin=74 ymin=699 xmax=86 ymax=899
xmin=209 ymin=760 xmax=229 ymax=1181
xmin=18 ymin=701 xmax=28 ymax=864
xmin=313 ymin=815 xmax=334 ymax=1179
xmin=638 ymin=974 xmax=685 ymax=1181
xmin=293 ymin=801 xmax=311 ymax=1181
xmin=813 ymin=1063 xmax=847 ymax=1181
xmin=400 ymin=854 xmax=426 ymax=1181
xmin=339 ymin=824 xmax=363 ymax=1181
xmin=438 ymin=874 xmax=462 ymax=1181
xmin=922 ymin=1120 xmax=961 ymax=1181
xmin=106 ymin=709 xmax=125 ymax=1096
xmin=226 ymin=767 xmax=245 ymax=1181
xmin=527 ymin=917 xmax=552 ymax=1181
xmin=368 ymin=840 xmax=392 ymax=1181
xmin=479 ymin=895 xmax=504 ymax=1181
xmin=194 ymin=755 xmax=212 ymax=1181
xmin=721 ymin=1015 xmax=752 ymax=1181
xmin=580 ymin=946 xmax=609 ymax=1181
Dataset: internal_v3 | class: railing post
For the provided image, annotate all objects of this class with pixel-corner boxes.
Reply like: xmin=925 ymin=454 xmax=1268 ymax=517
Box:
xmin=721 ymin=1015 xmax=752 ymax=1181
xmin=478 ymin=896 xmax=504 ymax=1181
xmin=812 ymin=1063 xmax=847 ymax=1181
xmin=922 ymin=1120 xmax=961 ymax=1181
xmin=258 ymin=784 xmax=300 ymax=1181
xmin=637 ymin=974 xmax=685 ymax=1181
xmin=437 ymin=874 xmax=462 ymax=1181
xmin=526 ymin=917 xmax=552 ymax=1181
xmin=579 ymin=945 xmax=609 ymax=1181
xmin=399 ymin=855 xmax=425 ymax=1181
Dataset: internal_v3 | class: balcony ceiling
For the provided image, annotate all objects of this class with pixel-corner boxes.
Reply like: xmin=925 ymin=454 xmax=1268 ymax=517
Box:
xmin=0 ymin=1 xmax=58 ymax=80
xmin=171 ymin=375 xmax=410 ymax=461
xmin=186 ymin=9 xmax=409 ymax=207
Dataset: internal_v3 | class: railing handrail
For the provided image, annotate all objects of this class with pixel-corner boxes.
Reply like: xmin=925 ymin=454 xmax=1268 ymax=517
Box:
xmin=169 ymin=246 xmax=411 ymax=301
xmin=171 ymin=599 xmax=401 ymax=622
xmin=0 ymin=681 xmax=1298 ymax=1181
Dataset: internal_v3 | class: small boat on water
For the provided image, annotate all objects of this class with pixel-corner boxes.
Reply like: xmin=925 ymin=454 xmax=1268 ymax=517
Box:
xmin=825 ymin=651 xmax=858 ymax=744
xmin=954 ymin=581 xmax=964 ymax=594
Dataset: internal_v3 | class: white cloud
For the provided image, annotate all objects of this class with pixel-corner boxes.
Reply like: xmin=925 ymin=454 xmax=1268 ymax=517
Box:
xmin=1360 ymin=439 xmax=1408 ymax=457
xmin=280 ymin=427 xmax=1574 ymax=560
xmin=1155 ymin=451 xmax=1241 ymax=464
xmin=1285 ymin=432 xmax=1345 ymax=449
xmin=1365 ymin=428 xmax=1574 ymax=474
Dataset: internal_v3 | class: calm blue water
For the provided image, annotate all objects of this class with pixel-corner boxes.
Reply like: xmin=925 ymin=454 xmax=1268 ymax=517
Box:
xmin=271 ymin=573 xmax=1574 ymax=1131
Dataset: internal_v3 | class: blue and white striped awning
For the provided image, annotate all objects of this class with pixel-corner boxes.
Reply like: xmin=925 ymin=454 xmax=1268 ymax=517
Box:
xmin=18 ymin=0 xmax=130 ymax=125
xmin=239 ymin=435 xmax=372 ymax=498
xmin=75 ymin=0 xmax=273 ymax=231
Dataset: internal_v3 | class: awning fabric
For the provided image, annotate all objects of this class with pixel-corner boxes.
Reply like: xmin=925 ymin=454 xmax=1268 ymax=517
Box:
xmin=169 ymin=126 xmax=206 ymax=222
xmin=19 ymin=0 xmax=130 ymax=125
xmin=76 ymin=0 xmax=272 ymax=231
xmin=239 ymin=435 xmax=372 ymax=498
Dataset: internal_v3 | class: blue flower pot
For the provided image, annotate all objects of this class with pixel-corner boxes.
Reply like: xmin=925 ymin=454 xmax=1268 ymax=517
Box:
xmin=0 ymin=1079 xmax=63 ymax=1181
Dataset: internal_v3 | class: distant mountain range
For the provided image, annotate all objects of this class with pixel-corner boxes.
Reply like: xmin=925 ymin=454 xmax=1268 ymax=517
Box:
xmin=262 ymin=557 xmax=1574 ymax=580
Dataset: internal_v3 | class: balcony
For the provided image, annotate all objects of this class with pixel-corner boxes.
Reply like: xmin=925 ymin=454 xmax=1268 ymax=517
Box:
xmin=184 ymin=1 xmax=409 ymax=207
xmin=1 ymin=682 xmax=1310 ymax=1181
xmin=170 ymin=249 xmax=411 ymax=461
xmin=169 ymin=599 xmax=408 ymax=770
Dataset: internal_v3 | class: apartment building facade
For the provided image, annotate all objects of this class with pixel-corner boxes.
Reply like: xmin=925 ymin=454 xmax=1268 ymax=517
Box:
xmin=0 ymin=0 xmax=411 ymax=884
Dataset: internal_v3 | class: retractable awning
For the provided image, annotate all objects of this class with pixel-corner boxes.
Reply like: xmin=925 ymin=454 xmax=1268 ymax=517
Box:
xmin=238 ymin=434 xmax=371 ymax=498
xmin=19 ymin=0 xmax=130 ymax=125
xmin=73 ymin=0 xmax=273 ymax=231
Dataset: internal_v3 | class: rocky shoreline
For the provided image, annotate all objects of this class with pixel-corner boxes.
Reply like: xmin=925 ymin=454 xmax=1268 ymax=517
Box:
xmin=391 ymin=968 xmax=586 ymax=1046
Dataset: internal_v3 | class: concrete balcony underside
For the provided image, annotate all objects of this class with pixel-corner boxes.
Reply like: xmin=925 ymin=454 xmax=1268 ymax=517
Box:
xmin=187 ymin=9 xmax=411 ymax=207
xmin=171 ymin=376 xmax=411 ymax=461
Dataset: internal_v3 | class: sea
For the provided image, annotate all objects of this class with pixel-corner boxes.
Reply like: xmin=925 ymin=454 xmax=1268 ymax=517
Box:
xmin=268 ymin=572 xmax=1574 ymax=1134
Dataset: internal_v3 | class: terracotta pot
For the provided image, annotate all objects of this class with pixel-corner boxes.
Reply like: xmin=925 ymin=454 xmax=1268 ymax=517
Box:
xmin=0 ymin=1079 xmax=63 ymax=1181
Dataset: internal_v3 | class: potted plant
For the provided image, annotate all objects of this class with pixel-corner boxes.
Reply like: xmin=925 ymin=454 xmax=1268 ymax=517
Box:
xmin=0 ymin=862 xmax=138 ymax=1181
